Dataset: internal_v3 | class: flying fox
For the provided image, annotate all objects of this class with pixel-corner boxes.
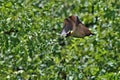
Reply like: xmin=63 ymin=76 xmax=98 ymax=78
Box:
xmin=60 ymin=15 xmax=94 ymax=38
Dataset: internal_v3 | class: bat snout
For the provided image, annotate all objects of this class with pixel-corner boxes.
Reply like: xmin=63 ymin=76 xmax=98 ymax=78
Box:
xmin=60 ymin=29 xmax=73 ymax=37
xmin=60 ymin=29 xmax=67 ymax=37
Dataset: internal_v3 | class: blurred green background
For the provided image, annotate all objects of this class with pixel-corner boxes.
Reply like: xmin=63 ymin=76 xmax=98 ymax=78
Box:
xmin=0 ymin=0 xmax=120 ymax=80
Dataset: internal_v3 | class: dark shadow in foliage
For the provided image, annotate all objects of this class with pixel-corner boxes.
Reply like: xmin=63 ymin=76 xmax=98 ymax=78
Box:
xmin=58 ymin=71 xmax=67 ymax=80
xmin=4 ymin=28 xmax=18 ymax=35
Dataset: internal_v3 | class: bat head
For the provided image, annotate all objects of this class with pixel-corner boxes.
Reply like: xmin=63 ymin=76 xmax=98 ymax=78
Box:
xmin=60 ymin=15 xmax=94 ymax=38
xmin=59 ymin=15 xmax=94 ymax=45
xmin=60 ymin=15 xmax=80 ymax=37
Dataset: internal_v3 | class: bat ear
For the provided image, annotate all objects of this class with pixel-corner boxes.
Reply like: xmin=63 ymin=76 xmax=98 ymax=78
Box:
xmin=76 ymin=16 xmax=81 ymax=24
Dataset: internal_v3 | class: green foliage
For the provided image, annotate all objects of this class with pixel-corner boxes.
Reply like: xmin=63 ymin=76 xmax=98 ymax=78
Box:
xmin=0 ymin=0 xmax=120 ymax=80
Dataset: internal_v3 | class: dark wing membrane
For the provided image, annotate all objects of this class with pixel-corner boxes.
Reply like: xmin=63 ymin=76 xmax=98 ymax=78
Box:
xmin=79 ymin=23 xmax=93 ymax=36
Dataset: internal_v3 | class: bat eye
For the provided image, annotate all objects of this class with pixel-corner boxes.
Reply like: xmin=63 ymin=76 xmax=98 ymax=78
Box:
xmin=65 ymin=30 xmax=73 ymax=37
xmin=70 ymin=31 xmax=73 ymax=34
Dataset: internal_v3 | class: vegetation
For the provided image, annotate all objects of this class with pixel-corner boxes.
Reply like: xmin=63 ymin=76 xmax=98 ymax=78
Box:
xmin=0 ymin=0 xmax=120 ymax=80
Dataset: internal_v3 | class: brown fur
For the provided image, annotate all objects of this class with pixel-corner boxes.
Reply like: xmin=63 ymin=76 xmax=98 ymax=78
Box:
xmin=61 ymin=15 xmax=94 ymax=38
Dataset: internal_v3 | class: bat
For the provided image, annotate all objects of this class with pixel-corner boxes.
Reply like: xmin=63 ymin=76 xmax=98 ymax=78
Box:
xmin=60 ymin=15 xmax=94 ymax=38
